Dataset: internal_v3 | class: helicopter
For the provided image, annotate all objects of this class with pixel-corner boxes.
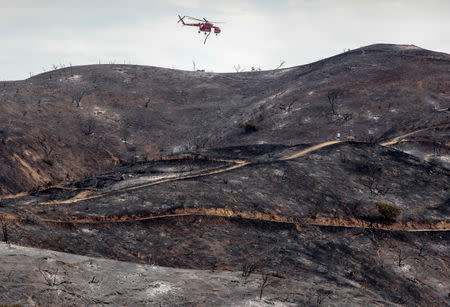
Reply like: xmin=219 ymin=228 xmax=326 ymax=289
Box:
xmin=178 ymin=15 xmax=222 ymax=44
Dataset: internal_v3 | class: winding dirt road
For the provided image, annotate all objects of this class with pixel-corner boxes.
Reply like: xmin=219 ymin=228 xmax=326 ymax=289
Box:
xmin=380 ymin=122 xmax=450 ymax=146
xmin=34 ymin=207 xmax=449 ymax=232
xmin=39 ymin=140 xmax=340 ymax=205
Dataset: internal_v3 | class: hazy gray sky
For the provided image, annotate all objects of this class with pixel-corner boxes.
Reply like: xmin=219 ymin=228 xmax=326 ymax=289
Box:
xmin=1 ymin=0 xmax=449 ymax=80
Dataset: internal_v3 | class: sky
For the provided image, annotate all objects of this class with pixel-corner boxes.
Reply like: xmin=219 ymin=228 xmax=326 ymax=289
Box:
xmin=1 ymin=0 xmax=449 ymax=80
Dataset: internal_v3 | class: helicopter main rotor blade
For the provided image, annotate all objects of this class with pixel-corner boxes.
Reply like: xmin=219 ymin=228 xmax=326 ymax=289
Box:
xmin=185 ymin=16 xmax=204 ymax=22
xmin=204 ymin=18 xmax=225 ymax=24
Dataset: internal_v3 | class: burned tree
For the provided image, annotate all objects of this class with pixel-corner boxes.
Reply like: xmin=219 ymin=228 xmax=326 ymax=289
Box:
xmin=275 ymin=60 xmax=285 ymax=70
xmin=233 ymin=64 xmax=243 ymax=73
xmin=144 ymin=97 xmax=151 ymax=108
xmin=389 ymin=241 xmax=410 ymax=267
xmin=241 ymin=261 xmax=258 ymax=281
xmin=38 ymin=260 xmax=69 ymax=287
xmin=326 ymin=89 xmax=341 ymax=115
xmin=36 ymin=136 xmax=54 ymax=165
xmin=0 ymin=217 xmax=8 ymax=243
xmin=72 ymin=89 xmax=86 ymax=108
xmin=259 ymin=272 xmax=272 ymax=299
xmin=359 ymin=163 xmax=390 ymax=196
xmin=69 ymin=82 xmax=93 ymax=108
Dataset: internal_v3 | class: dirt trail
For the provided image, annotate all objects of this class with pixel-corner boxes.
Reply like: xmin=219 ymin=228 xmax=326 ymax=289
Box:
xmin=40 ymin=161 xmax=249 ymax=205
xmin=380 ymin=122 xmax=450 ymax=146
xmin=2 ymin=208 xmax=448 ymax=232
xmin=280 ymin=140 xmax=341 ymax=160
xmin=39 ymin=139 xmax=341 ymax=205
xmin=40 ymin=140 xmax=341 ymax=205
xmin=0 ymin=192 xmax=27 ymax=201
xmin=4 ymin=123 xmax=448 ymax=204
xmin=380 ymin=129 xmax=429 ymax=146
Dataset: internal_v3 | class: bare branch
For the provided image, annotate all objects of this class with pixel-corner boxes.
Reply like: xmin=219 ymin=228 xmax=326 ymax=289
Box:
xmin=327 ymin=90 xmax=341 ymax=115
xmin=72 ymin=90 xmax=85 ymax=108
xmin=36 ymin=136 xmax=54 ymax=163
xmin=233 ymin=64 xmax=243 ymax=73
xmin=275 ymin=60 xmax=285 ymax=70
xmin=241 ymin=262 xmax=258 ymax=281
xmin=259 ymin=272 xmax=275 ymax=299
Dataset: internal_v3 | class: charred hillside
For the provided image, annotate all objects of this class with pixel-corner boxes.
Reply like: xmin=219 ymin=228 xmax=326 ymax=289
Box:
xmin=0 ymin=44 xmax=449 ymax=306
xmin=0 ymin=43 xmax=449 ymax=194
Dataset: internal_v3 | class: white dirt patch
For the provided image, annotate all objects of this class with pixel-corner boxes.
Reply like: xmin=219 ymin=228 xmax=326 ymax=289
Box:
xmin=68 ymin=74 xmax=82 ymax=81
xmin=273 ymin=121 xmax=288 ymax=130
xmin=271 ymin=67 xmax=296 ymax=76
xmin=172 ymin=145 xmax=185 ymax=154
xmin=273 ymin=169 xmax=284 ymax=177
xmin=439 ymin=155 xmax=450 ymax=163
xmin=302 ymin=116 xmax=311 ymax=124
xmin=235 ymin=298 xmax=295 ymax=307
xmin=80 ymin=228 xmax=97 ymax=234
xmin=394 ymin=264 xmax=411 ymax=273
xmin=292 ymin=104 xmax=307 ymax=112
xmin=93 ymin=106 xmax=106 ymax=116
xmin=60 ymin=75 xmax=82 ymax=83
xmin=92 ymin=106 xmax=121 ymax=122
xmin=154 ymin=166 xmax=179 ymax=173
xmin=144 ymin=281 xmax=174 ymax=298
xmin=366 ymin=110 xmax=381 ymax=121
xmin=256 ymin=88 xmax=294 ymax=109
xmin=368 ymin=128 xmax=377 ymax=135
xmin=104 ymin=173 xmax=182 ymax=192
xmin=425 ymin=96 xmax=438 ymax=108
xmin=395 ymin=45 xmax=421 ymax=50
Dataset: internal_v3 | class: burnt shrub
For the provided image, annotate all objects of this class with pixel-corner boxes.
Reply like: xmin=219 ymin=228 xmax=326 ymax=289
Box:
xmin=377 ymin=203 xmax=401 ymax=222
xmin=239 ymin=121 xmax=258 ymax=134
xmin=1 ymin=221 xmax=8 ymax=243
xmin=241 ymin=261 xmax=257 ymax=279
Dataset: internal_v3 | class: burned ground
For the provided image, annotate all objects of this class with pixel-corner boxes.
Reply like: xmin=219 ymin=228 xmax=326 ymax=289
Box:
xmin=2 ymin=215 xmax=449 ymax=306
xmin=1 ymin=140 xmax=449 ymax=305
xmin=0 ymin=44 xmax=449 ymax=306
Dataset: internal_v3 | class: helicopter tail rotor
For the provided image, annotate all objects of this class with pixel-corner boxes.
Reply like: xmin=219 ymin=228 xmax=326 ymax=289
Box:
xmin=177 ymin=15 xmax=186 ymax=25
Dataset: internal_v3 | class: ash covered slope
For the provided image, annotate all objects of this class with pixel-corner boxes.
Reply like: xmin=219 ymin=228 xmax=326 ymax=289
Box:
xmin=0 ymin=243 xmax=413 ymax=306
xmin=0 ymin=44 xmax=449 ymax=194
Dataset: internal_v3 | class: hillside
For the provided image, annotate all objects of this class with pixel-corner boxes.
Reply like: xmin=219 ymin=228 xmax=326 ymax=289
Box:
xmin=0 ymin=43 xmax=448 ymax=194
xmin=1 ymin=242 xmax=420 ymax=306
xmin=0 ymin=44 xmax=449 ymax=306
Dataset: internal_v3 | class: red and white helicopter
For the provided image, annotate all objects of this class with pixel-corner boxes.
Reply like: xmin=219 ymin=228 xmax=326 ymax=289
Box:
xmin=178 ymin=15 xmax=223 ymax=44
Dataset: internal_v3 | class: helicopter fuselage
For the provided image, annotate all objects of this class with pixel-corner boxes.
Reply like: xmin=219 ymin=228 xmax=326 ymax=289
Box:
xmin=178 ymin=15 xmax=221 ymax=43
